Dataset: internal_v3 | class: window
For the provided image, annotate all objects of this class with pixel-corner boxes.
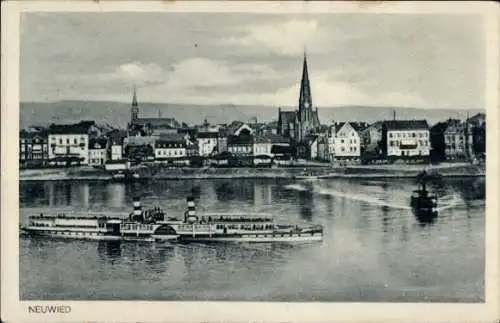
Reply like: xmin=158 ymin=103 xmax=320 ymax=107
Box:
xmin=59 ymin=139 xmax=63 ymax=144
xmin=389 ymin=133 xmax=393 ymax=138
xmin=341 ymin=139 xmax=344 ymax=144
xmin=74 ymin=138 xmax=77 ymax=144
xmin=412 ymin=133 xmax=416 ymax=138
xmin=397 ymin=133 xmax=401 ymax=138
xmin=66 ymin=138 xmax=70 ymax=144
xmin=419 ymin=133 xmax=423 ymax=138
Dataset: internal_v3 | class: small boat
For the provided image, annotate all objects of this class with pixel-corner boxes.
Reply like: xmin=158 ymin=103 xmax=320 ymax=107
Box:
xmin=111 ymin=170 xmax=140 ymax=182
xmin=410 ymin=170 xmax=438 ymax=213
xmin=294 ymin=169 xmax=319 ymax=181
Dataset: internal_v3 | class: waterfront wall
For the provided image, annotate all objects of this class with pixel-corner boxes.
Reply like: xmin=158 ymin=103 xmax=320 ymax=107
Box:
xmin=19 ymin=163 xmax=485 ymax=181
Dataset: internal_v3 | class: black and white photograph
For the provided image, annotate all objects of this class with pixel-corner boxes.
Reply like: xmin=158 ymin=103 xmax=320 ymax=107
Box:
xmin=1 ymin=1 xmax=499 ymax=323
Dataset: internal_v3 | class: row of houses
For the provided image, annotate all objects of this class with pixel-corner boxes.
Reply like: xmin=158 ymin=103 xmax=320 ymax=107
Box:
xmin=19 ymin=113 xmax=486 ymax=168
xmin=295 ymin=113 xmax=485 ymax=163
xmin=19 ymin=120 xmax=291 ymax=168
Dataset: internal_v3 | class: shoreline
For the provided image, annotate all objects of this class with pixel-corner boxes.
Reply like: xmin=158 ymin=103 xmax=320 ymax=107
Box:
xmin=19 ymin=163 xmax=485 ymax=181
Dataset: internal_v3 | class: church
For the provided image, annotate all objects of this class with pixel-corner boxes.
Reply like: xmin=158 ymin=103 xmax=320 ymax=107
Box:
xmin=277 ymin=52 xmax=321 ymax=144
xmin=128 ymin=87 xmax=181 ymax=136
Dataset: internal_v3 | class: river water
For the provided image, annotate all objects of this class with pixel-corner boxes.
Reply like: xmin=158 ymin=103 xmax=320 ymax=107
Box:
xmin=19 ymin=177 xmax=485 ymax=302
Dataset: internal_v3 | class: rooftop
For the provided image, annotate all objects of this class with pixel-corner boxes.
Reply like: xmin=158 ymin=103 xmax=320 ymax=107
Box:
xmin=383 ymin=120 xmax=429 ymax=131
xmin=48 ymin=121 xmax=96 ymax=135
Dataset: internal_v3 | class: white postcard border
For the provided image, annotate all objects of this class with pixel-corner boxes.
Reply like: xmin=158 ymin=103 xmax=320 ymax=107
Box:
xmin=2 ymin=1 xmax=499 ymax=323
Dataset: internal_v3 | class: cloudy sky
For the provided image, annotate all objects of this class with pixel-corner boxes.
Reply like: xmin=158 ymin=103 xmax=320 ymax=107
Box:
xmin=21 ymin=12 xmax=484 ymax=109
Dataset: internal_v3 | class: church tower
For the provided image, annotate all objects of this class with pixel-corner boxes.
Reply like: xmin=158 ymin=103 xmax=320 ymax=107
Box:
xmin=298 ymin=51 xmax=312 ymax=123
xmin=131 ymin=86 xmax=139 ymax=123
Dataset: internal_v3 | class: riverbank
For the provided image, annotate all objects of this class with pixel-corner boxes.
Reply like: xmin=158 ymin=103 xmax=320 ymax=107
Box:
xmin=19 ymin=162 xmax=485 ymax=181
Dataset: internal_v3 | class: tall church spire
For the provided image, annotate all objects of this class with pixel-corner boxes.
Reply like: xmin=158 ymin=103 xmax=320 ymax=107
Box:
xmin=298 ymin=51 xmax=312 ymax=121
xmin=131 ymin=86 xmax=139 ymax=122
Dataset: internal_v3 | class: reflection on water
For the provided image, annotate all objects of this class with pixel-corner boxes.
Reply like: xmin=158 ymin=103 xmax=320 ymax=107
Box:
xmin=20 ymin=177 xmax=485 ymax=302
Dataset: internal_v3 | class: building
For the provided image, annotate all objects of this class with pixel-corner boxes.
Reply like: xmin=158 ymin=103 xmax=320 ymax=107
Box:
xmin=328 ymin=122 xmax=364 ymax=161
xmin=227 ymin=134 xmax=253 ymax=157
xmin=429 ymin=120 xmax=449 ymax=162
xmin=197 ymin=132 xmax=219 ymax=157
xmin=468 ymin=113 xmax=486 ymax=158
xmin=317 ymin=135 xmax=329 ymax=161
xmin=226 ymin=121 xmax=255 ymax=137
xmin=303 ymin=135 xmax=319 ymax=160
xmin=277 ymin=52 xmax=321 ymax=144
xmin=124 ymin=144 xmax=155 ymax=162
xmin=256 ymin=122 xmax=278 ymax=136
xmin=128 ymin=87 xmax=181 ymax=136
xmin=253 ymin=135 xmax=273 ymax=157
xmin=382 ymin=120 xmax=430 ymax=161
xmin=154 ymin=133 xmax=187 ymax=165
xmin=107 ymin=130 xmax=127 ymax=161
xmin=360 ymin=121 xmax=383 ymax=156
xmin=443 ymin=119 xmax=473 ymax=160
xmin=216 ymin=128 xmax=228 ymax=153
xmin=47 ymin=121 xmax=101 ymax=166
xmin=19 ymin=130 xmax=49 ymax=168
xmin=468 ymin=113 xmax=486 ymax=128
xmin=88 ymin=137 xmax=108 ymax=166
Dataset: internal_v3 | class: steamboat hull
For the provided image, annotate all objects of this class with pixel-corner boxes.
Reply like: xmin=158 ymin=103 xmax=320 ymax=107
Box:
xmin=177 ymin=232 xmax=323 ymax=243
xmin=21 ymin=227 xmax=178 ymax=242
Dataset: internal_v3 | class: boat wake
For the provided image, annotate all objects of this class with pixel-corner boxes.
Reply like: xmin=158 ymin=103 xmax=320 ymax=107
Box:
xmin=434 ymin=194 xmax=463 ymax=212
xmin=284 ymin=184 xmax=465 ymax=212
xmin=284 ymin=184 xmax=310 ymax=192
xmin=315 ymin=188 xmax=412 ymax=210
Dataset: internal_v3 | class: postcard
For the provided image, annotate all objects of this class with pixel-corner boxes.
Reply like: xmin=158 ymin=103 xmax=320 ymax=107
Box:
xmin=1 ymin=1 xmax=499 ymax=322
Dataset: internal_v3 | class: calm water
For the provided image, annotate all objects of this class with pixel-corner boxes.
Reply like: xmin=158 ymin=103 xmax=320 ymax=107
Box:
xmin=19 ymin=177 xmax=485 ymax=302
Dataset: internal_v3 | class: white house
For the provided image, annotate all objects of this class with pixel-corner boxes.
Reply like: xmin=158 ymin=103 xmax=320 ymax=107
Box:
xmin=107 ymin=130 xmax=127 ymax=161
xmin=47 ymin=121 xmax=100 ymax=166
xmin=197 ymin=132 xmax=219 ymax=157
xmin=330 ymin=122 xmax=362 ymax=160
xmin=154 ymin=134 xmax=187 ymax=161
xmin=253 ymin=136 xmax=273 ymax=157
xmin=88 ymin=138 xmax=108 ymax=166
xmin=383 ymin=120 xmax=430 ymax=159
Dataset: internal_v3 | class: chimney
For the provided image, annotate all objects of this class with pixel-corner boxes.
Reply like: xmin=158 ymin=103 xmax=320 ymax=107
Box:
xmin=132 ymin=196 xmax=142 ymax=219
xmin=186 ymin=197 xmax=197 ymax=223
xmin=393 ymin=110 xmax=396 ymax=121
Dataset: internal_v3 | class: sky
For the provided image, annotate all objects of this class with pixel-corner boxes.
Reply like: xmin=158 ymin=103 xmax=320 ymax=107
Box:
xmin=20 ymin=12 xmax=485 ymax=109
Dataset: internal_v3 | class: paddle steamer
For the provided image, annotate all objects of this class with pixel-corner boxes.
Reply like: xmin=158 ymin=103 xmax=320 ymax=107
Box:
xmin=21 ymin=197 xmax=178 ymax=242
xmin=21 ymin=197 xmax=324 ymax=243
